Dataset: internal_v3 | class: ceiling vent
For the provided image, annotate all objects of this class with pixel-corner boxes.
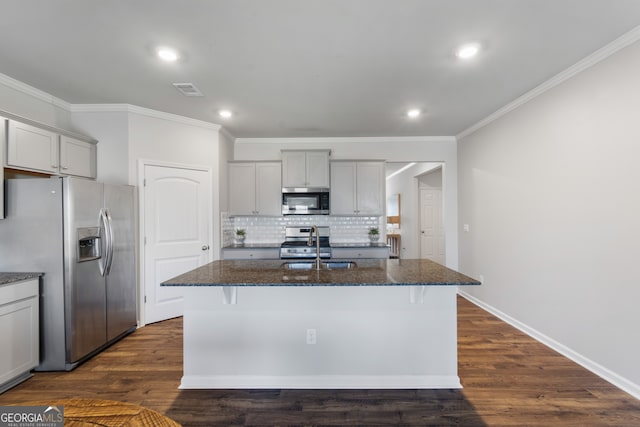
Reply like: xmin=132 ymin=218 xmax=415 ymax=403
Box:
xmin=172 ymin=83 xmax=204 ymax=97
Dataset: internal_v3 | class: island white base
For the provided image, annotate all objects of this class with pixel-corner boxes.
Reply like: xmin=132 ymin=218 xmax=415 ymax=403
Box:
xmin=180 ymin=285 xmax=460 ymax=389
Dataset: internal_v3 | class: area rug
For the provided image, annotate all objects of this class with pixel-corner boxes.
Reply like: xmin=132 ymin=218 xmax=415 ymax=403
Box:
xmin=22 ymin=398 xmax=181 ymax=427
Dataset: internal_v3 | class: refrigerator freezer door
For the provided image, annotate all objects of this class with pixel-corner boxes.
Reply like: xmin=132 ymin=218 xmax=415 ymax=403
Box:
xmin=0 ymin=177 xmax=136 ymax=371
xmin=0 ymin=178 xmax=66 ymax=370
xmin=64 ymin=177 xmax=107 ymax=364
xmin=104 ymin=184 xmax=137 ymax=341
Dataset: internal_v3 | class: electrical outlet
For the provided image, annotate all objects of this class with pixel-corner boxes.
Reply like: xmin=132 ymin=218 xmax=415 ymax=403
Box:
xmin=463 ymin=224 xmax=470 ymax=232
xmin=306 ymin=328 xmax=317 ymax=345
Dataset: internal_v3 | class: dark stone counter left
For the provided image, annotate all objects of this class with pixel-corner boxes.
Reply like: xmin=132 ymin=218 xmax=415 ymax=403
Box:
xmin=0 ymin=272 xmax=43 ymax=286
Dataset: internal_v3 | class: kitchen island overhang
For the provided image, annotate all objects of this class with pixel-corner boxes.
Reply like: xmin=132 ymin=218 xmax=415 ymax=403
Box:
xmin=163 ymin=259 xmax=480 ymax=390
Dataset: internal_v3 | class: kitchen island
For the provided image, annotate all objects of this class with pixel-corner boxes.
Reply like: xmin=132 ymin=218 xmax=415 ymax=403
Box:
xmin=163 ymin=259 xmax=480 ymax=389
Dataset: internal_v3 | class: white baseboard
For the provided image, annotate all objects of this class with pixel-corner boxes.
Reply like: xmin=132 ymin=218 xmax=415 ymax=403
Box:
xmin=180 ymin=375 xmax=462 ymax=390
xmin=458 ymin=290 xmax=640 ymax=400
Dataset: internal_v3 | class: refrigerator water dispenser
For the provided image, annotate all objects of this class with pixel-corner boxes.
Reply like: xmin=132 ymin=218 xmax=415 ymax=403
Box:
xmin=77 ymin=227 xmax=101 ymax=262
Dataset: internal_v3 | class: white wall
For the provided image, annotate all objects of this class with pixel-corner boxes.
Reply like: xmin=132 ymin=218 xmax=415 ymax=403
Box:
xmin=128 ymin=112 xmax=220 ymax=187
xmin=386 ymin=163 xmax=442 ymax=259
xmin=234 ymin=137 xmax=460 ymax=268
xmin=218 ymin=129 xmax=235 ymax=213
xmin=458 ymin=39 xmax=640 ymax=394
xmin=71 ymin=110 xmax=129 ymax=184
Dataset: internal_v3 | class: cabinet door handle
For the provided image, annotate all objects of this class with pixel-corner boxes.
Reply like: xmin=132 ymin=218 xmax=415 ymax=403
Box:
xmin=61 ymin=165 xmax=69 ymax=170
xmin=202 ymin=245 xmax=210 ymax=251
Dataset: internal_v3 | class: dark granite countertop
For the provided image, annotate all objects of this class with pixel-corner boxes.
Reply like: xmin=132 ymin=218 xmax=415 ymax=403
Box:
xmin=0 ymin=272 xmax=43 ymax=286
xmin=163 ymin=259 xmax=480 ymax=287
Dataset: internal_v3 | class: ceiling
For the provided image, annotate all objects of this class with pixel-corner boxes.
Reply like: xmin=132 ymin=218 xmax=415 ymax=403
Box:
xmin=1 ymin=1 xmax=639 ymax=139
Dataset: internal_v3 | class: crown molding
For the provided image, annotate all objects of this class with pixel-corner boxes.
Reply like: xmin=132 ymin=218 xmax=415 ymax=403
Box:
xmin=51 ymin=96 xmax=71 ymax=111
xmin=235 ymin=136 xmax=456 ymax=144
xmin=457 ymin=25 xmax=640 ymax=140
xmin=70 ymin=103 xmax=221 ymax=131
xmin=219 ymin=126 xmax=236 ymax=142
xmin=0 ymin=72 xmax=71 ymax=111
xmin=0 ymin=72 xmax=221 ymax=131
xmin=69 ymin=104 xmax=129 ymax=113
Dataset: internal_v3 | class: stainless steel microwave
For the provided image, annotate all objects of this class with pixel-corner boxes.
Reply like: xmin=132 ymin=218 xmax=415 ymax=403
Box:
xmin=282 ymin=188 xmax=330 ymax=215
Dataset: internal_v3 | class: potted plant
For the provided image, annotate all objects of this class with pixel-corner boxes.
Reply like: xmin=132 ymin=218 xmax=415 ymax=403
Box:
xmin=235 ymin=228 xmax=246 ymax=244
xmin=368 ymin=227 xmax=380 ymax=243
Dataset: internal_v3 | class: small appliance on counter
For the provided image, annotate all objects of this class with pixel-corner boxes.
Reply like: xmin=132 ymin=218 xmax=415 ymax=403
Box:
xmin=280 ymin=226 xmax=332 ymax=259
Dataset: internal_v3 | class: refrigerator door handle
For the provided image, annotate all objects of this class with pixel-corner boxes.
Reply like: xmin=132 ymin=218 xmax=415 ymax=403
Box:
xmin=104 ymin=208 xmax=115 ymax=276
xmin=98 ymin=208 xmax=108 ymax=276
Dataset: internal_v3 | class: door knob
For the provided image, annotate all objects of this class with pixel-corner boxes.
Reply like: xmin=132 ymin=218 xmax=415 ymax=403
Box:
xmin=202 ymin=245 xmax=210 ymax=251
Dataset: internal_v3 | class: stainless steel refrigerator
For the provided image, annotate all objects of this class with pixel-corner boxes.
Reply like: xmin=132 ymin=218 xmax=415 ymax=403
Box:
xmin=0 ymin=176 xmax=137 ymax=370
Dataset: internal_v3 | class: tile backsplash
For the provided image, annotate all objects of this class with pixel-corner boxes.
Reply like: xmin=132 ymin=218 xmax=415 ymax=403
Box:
xmin=222 ymin=214 xmax=384 ymax=246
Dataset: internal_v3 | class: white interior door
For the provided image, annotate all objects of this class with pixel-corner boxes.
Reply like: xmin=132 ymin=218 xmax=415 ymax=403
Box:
xmin=420 ymin=187 xmax=445 ymax=264
xmin=143 ymin=164 xmax=211 ymax=324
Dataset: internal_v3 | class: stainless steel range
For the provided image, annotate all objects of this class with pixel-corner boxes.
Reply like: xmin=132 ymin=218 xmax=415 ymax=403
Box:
xmin=280 ymin=226 xmax=332 ymax=259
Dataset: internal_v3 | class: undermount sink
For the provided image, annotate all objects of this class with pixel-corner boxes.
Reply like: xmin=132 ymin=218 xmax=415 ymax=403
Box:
xmin=281 ymin=261 xmax=357 ymax=270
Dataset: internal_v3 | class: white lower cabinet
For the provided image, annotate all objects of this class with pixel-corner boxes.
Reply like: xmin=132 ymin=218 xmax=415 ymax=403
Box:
xmin=0 ymin=278 xmax=39 ymax=392
xmin=332 ymin=247 xmax=389 ymax=259
xmin=222 ymin=248 xmax=281 ymax=260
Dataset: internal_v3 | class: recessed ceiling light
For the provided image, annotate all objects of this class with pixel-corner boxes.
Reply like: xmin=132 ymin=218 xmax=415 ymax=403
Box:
xmin=407 ymin=109 xmax=421 ymax=118
xmin=219 ymin=110 xmax=233 ymax=119
xmin=455 ymin=43 xmax=481 ymax=59
xmin=157 ymin=47 xmax=179 ymax=62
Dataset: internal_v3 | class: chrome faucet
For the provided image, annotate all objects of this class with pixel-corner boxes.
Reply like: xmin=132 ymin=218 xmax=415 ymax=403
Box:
xmin=307 ymin=225 xmax=321 ymax=270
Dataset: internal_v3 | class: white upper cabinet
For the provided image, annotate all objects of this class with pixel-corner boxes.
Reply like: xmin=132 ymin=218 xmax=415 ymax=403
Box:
xmin=60 ymin=135 xmax=97 ymax=179
xmin=5 ymin=118 xmax=97 ymax=179
xmin=229 ymin=162 xmax=257 ymax=215
xmin=281 ymin=151 xmax=306 ymax=187
xmin=228 ymin=161 xmax=282 ymax=216
xmin=7 ymin=120 xmax=59 ymax=174
xmin=355 ymin=162 xmax=385 ymax=215
xmin=329 ymin=162 xmax=357 ymax=214
xmin=330 ymin=161 xmax=385 ymax=216
xmin=282 ymin=150 xmax=330 ymax=188
xmin=255 ymin=162 xmax=283 ymax=215
xmin=305 ymin=151 xmax=330 ymax=188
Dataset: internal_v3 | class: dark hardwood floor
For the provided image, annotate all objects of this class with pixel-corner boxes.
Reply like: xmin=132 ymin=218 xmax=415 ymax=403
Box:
xmin=1 ymin=296 xmax=638 ymax=426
